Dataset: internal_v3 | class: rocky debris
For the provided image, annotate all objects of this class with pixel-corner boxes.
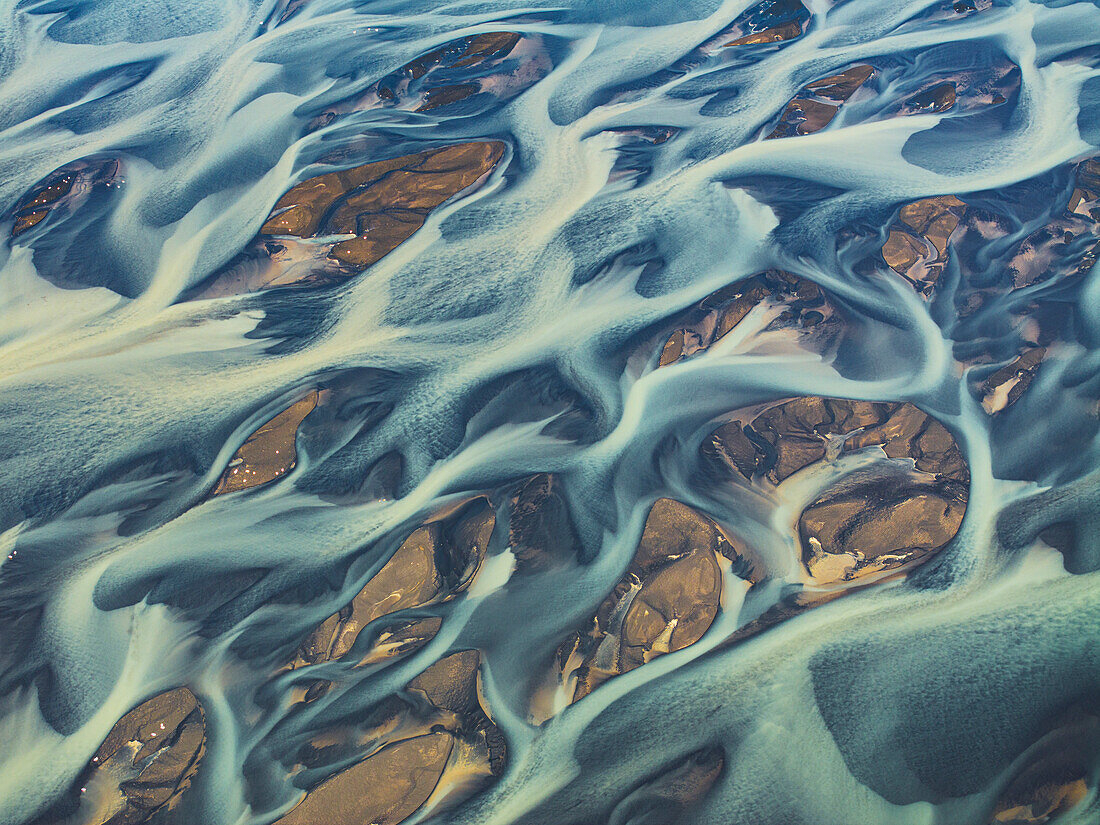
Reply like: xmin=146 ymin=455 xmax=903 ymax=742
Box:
xmin=556 ymin=499 xmax=748 ymax=702
xmin=706 ymin=397 xmax=969 ymax=584
xmin=34 ymin=688 xmax=206 ymax=825
xmin=284 ymin=499 xmax=494 ymax=698
xmin=988 ymin=708 xmax=1098 ymax=824
xmin=507 ymin=473 xmax=580 ymax=573
xmin=212 ymin=391 xmax=319 ymax=496
xmin=276 ymin=650 xmax=506 ymax=825
xmin=880 ymin=195 xmax=966 ymax=295
xmin=658 ymin=270 xmax=841 ymax=367
xmin=720 ymin=0 xmax=810 ymax=47
xmin=192 ymin=142 xmax=505 ymax=297
xmin=308 ymin=32 xmax=548 ymax=128
xmin=9 ymin=158 xmax=120 ymax=238
xmin=766 ymin=65 xmax=874 ymax=139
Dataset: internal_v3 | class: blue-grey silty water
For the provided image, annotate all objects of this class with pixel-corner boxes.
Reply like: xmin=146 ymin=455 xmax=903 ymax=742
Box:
xmin=0 ymin=0 xmax=1099 ymax=823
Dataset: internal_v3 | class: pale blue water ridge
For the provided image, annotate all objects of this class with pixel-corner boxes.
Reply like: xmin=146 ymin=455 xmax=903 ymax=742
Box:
xmin=0 ymin=1 xmax=1099 ymax=824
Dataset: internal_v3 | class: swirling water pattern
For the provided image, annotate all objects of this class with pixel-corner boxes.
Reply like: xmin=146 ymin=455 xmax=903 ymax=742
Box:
xmin=1 ymin=0 xmax=1099 ymax=823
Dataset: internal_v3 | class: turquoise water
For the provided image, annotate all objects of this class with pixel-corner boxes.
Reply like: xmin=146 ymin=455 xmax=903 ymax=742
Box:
xmin=0 ymin=1 xmax=1099 ymax=823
